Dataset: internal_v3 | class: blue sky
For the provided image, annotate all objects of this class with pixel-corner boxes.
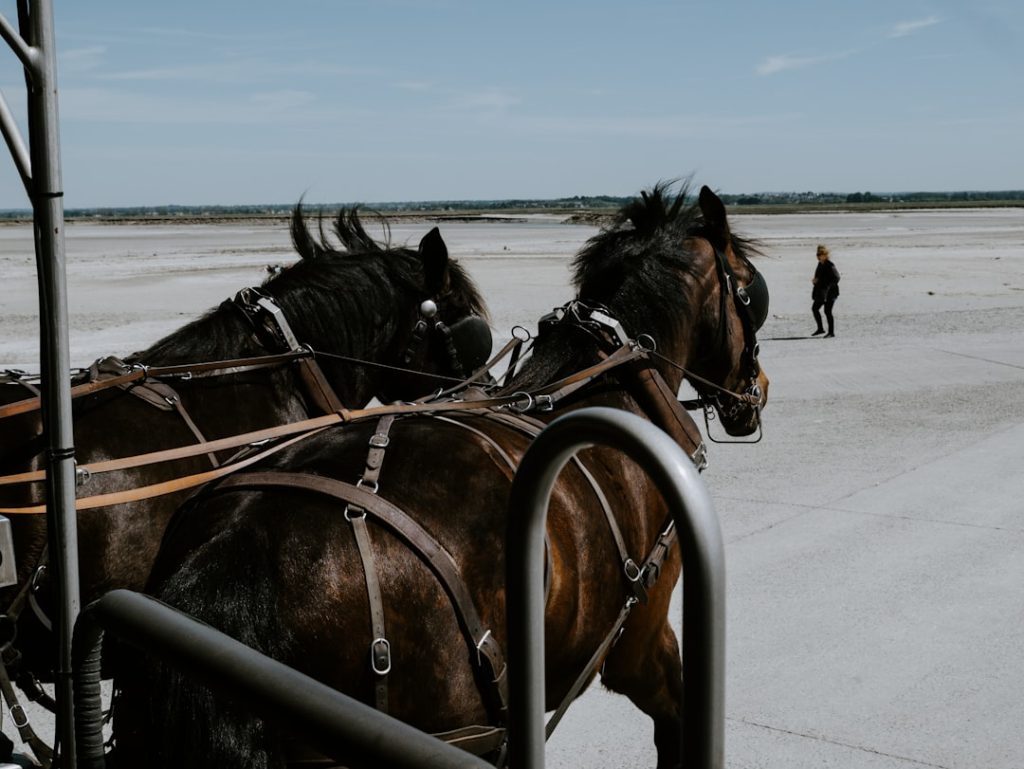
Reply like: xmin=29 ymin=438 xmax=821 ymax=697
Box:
xmin=0 ymin=0 xmax=1021 ymax=208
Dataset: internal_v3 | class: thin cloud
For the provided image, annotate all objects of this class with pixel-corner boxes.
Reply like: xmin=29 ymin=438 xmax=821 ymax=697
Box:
xmin=756 ymin=51 xmax=850 ymax=76
xmin=60 ymin=45 xmax=107 ymax=72
xmin=888 ymin=16 xmax=942 ymax=38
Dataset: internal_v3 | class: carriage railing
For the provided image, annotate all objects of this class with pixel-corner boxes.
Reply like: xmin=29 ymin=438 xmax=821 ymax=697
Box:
xmin=506 ymin=407 xmax=725 ymax=769
xmin=1 ymin=1 xmax=80 ymax=763
xmin=72 ymin=406 xmax=725 ymax=769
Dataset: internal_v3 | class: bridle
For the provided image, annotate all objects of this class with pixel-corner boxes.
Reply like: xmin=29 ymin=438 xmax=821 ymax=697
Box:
xmin=400 ymin=298 xmax=493 ymax=383
xmin=697 ymin=244 xmax=768 ymax=440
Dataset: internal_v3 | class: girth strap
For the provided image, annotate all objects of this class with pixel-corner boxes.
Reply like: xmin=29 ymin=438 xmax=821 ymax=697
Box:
xmin=211 ymin=470 xmax=509 ymax=723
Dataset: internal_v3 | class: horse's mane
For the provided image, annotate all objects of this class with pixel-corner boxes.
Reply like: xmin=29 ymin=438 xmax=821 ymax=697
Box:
xmin=133 ymin=207 xmax=485 ymax=366
xmin=504 ymin=181 xmax=759 ymax=392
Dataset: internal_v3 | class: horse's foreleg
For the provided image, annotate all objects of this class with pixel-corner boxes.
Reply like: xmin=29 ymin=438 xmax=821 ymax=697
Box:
xmin=600 ymin=612 xmax=683 ymax=769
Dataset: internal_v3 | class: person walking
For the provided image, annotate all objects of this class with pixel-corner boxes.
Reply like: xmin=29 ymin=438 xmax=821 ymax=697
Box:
xmin=811 ymin=244 xmax=840 ymax=337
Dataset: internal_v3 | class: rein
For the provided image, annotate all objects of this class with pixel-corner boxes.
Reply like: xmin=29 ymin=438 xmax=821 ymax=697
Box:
xmin=0 ymin=351 xmax=312 ymax=422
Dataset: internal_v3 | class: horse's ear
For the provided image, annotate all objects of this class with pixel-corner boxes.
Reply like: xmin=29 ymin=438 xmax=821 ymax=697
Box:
xmin=698 ymin=185 xmax=731 ymax=247
xmin=418 ymin=226 xmax=449 ymax=293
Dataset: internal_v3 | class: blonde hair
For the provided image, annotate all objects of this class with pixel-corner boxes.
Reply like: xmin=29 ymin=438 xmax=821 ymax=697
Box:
xmin=816 ymin=244 xmax=830 ymax=256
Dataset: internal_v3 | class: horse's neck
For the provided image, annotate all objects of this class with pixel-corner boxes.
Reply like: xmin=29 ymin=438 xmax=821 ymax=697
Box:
xmin=135 ymin=304 xmax=262 ymax=366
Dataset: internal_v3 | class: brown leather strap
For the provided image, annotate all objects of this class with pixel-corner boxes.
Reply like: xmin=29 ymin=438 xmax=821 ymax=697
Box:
xmin=165 ymin=394 xmax=219 ymax=468
xmin=348 ymin=514 xmax=389 ymax=712
xmin=545 ymin=600 xmax=635 ymax=740
xmin=0 ymin=657 xmax=54 ymax=767
xmin=623 ymin=361 xmax=707 ymax=469
xmin=346 ymin=415 xmax=397 ymax=712
xmin=296 ymin=356 xmax=345 ymax=415
xmin=0 ymin=413 xmax=346 ymax=489
xmin=0 ymin=352 xmax=310 ymax=421
xmin=211 ymin=471 xmax=509 ymax=722
xmin=0 ymin=427 xmax=329 ymax=515
xmin=429 ymin=335 xmax=524 ymax=401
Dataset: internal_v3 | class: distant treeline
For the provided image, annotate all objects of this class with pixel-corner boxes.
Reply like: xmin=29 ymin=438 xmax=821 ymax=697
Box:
xmin=1 ymin=190 xmax=1022 ymax=221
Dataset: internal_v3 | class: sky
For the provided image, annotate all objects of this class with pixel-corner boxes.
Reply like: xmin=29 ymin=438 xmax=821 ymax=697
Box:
xmin=0 ymin=0 xmax=1021 ymax=208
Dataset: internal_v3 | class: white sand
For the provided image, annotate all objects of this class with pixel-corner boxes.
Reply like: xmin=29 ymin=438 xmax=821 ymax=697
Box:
xmin=2 ymin=208 xmax=1024 ymax=767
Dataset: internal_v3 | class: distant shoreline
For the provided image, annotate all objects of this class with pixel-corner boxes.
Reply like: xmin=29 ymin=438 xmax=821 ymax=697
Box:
xmin=0 ymin=197 xmax=1022 ymax=227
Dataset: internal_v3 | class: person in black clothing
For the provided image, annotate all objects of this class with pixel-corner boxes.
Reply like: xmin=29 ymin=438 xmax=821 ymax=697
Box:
xmin=811 ymin=244 xmax=840 ymax=337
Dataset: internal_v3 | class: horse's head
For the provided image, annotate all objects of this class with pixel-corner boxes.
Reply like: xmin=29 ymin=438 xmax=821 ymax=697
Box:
xmin=269 ymin=207 xmax=490 ymax=406
xmin=687 ymin=185 xmax=769 ymax=436
xmin=379 ymin=224 xmax=493 ymax=402
xmin=571 ymin=182 xmax=768 ymax=437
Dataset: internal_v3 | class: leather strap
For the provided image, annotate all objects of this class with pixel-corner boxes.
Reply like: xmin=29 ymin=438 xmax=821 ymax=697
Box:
xmin=0 ymin=426 xmax=330 ymax=514
xmin=0 ymin=657 xmax=54 ymax=767
xmin=0 ymin=352 xmax=310 ymax=422
xmin=296 ymin=356 xmax=346 ymax=415
xmin=346 ymin=416 xmax=397 ymax=712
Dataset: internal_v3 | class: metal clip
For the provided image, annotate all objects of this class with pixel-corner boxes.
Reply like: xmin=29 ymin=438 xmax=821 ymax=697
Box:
xmin=368 ymin=433 xmax=390 ymax=449
xmin=589 ymin=309 xmax=630 ymax=348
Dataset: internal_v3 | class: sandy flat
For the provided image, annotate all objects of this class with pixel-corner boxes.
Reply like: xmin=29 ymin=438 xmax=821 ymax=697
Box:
xmin=2 ymin=208 xmax=1023 ymax=768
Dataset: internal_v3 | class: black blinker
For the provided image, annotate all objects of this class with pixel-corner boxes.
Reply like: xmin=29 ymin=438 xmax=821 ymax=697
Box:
xmin=447 ymin=316 xmax=493 ymax=373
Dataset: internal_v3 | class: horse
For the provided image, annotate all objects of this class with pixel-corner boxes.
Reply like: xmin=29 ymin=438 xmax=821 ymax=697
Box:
xmin=110 ymin=183 xmax=768 ymax=769
xmin=0 ymin=206 xmax=489 ymax=687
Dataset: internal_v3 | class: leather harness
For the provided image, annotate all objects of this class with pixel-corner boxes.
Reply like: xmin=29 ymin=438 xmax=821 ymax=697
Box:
xmin=190 ymin=335 xmax=707 ymax=760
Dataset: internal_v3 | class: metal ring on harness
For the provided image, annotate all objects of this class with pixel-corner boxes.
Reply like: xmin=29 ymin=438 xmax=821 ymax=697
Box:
xmin=634 ymin=334 xmax=657 ymax=352
xmin=355 ymin=478 xmax=379 ymax=494
xmin=623 ymin=558 xmax=642 ymax=582
xmin=509 ymin=392 xmax=534 ymax=413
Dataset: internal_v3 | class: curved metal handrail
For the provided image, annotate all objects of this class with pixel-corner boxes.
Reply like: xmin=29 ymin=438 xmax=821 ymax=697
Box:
xmin=505 ymin=406 xmax=726 ymax=769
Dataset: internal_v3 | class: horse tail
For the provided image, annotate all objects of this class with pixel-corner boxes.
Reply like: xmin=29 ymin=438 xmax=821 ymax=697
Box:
xmin=113 ymin=510 xmax=290 ymax=769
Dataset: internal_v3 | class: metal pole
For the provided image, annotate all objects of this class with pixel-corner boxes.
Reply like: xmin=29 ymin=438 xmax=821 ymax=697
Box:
xmin=73 ymin=591 xmax=491 ymax=769
xmin=505 ymin=407 xmax=726 ymax=769
xmin=10 ymin=0 xmax=79 ymax=763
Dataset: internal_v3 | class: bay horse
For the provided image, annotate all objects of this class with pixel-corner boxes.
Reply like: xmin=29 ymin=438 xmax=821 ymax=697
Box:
xmin=111 ymin=184 xmax=768 ymax=769
xmin=0 ymin=207 xmax=488 ymax=686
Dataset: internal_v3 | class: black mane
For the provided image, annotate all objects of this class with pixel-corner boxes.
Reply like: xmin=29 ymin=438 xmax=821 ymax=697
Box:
xmin=134 ymin=206 xmax=485 ymax=366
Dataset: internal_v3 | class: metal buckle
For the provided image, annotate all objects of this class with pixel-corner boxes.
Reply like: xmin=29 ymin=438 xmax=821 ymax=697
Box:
xmin=623 ymin=558 xmax=642 ymax=582
xmin=368 ymin=434 xmax=390 ymax=449
xmin=370 ymin=638 xmax=391 ymax=675
xmin=343 ymin=504 xmax=365 ymax=522
xmin=534 ymin=394 xmax=554 ymax=412
xmin=10 ymin=703 xmax=28 ymax=729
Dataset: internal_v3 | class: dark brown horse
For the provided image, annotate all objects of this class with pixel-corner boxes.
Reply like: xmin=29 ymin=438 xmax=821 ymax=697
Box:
xmin=112 ymin=184 xmax=768 ymax=769
xmin=0 ymin=207 xmax=488 ymax=683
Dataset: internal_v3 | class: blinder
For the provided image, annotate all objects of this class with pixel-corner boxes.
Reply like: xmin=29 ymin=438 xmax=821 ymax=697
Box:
xmin=447 ymin=315 xmax=494 ymax=374
xmin=737 ymin=267 xmax=769 ymax=331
